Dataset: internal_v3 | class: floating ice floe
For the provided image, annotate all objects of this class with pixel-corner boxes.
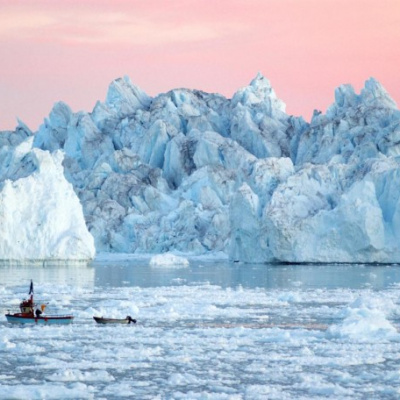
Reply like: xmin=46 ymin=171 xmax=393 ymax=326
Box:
xmin=326 ymin=296 xmax=399 ymax=341
xmin=149 ymin=253 xmax=189 ymax=268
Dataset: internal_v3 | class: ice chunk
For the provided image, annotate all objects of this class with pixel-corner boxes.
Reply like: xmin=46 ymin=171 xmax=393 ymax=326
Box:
xmin=106 ymin=76 xmax=152 ymax=115
xmin=327 ymin=296 xmax=399 ymax=341
xmin=0 ymin=146 xmax=95 ymax=261
xmin=149 ymin=253 xmax=189 ymax=268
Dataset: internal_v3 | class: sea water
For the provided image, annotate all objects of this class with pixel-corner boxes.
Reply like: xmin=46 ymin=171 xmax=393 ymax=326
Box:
xmin=0 ymin=257 xmax=399 ymax=399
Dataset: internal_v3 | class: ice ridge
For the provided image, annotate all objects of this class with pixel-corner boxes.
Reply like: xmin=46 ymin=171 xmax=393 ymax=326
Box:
xmin=1 ymin=74 xmax=400 ymax=263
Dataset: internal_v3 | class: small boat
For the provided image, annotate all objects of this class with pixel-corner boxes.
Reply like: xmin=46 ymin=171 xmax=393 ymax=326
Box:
xmin=5 ymin=280 xmax=74 ymax=325
xmin=93 ymin=316 xmax=137 ymax=324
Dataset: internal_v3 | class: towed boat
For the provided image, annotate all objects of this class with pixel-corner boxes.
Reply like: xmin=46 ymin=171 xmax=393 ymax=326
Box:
xmin=5 ymin=280 xmax=74 ymax=325
xmin=93 ymin=316 xmax=137 ymax=324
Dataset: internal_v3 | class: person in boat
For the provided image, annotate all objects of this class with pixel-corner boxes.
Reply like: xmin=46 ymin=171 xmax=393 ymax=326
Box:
xmin=35 ymin=304 xmax=46 ymax=318
xmin=126 ymin=316 xmax=137 ymax=324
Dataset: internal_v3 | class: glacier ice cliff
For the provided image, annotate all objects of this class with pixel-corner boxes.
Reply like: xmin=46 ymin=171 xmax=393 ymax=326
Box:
xmin=2 ymin=74 xmax=400 ymax=263
xmin=0 ymin=135 xmax=95 ymax=261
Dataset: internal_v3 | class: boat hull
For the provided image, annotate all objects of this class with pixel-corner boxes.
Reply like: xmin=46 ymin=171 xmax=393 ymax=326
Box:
xmin=93 ymin=316 xmax=136 ymax=324
xmin=5 ymin=314 xmax=74 ymax=325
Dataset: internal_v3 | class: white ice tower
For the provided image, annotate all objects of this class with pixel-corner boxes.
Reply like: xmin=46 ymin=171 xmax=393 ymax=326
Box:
xmin=0 ymin=137 xmax=95 ymax=262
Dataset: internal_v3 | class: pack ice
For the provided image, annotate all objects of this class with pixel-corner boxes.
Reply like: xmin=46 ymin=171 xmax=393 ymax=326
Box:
xmin=2 ymin=74 xmax=400 ymax=263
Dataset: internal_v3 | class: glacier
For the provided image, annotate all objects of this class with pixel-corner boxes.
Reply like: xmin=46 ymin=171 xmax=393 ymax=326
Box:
xmin=0 ymin=135 xmax=95 ymax=261
xmin=1 ymin=74 xmax=400 ymax=263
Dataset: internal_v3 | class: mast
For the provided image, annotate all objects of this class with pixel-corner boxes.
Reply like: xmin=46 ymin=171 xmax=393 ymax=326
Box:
xmin=29 ymin=279 xmax=34 ymax=300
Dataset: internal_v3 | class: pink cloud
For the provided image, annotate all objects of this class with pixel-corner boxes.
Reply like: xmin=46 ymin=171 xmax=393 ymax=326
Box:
xmin=0 ymin=0 xmax=399 ymax=130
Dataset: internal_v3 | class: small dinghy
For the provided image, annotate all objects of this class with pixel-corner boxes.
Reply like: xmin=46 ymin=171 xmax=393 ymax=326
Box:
xmin=5 ymin=280 xmax=74 ymax=325
xmin=93 ymin=316 xmax=137 ymax=324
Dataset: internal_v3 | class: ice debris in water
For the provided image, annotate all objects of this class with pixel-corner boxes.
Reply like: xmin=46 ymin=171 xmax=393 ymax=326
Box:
xmin=149 ymin=253 xmax=190 ymax=268
xmin=326 ymin=296 xmax=399 ymax=341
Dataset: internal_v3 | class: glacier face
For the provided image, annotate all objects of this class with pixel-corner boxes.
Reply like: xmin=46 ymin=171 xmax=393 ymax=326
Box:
xmin=0 ymin=137 xmax=95 ymax=261
xmin=2 ymin=74 xmax=400 ymax=263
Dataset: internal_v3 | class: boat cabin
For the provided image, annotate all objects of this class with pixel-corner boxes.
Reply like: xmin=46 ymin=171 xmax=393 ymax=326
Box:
xmin=19 ymin=296 xmax=34 ymax=316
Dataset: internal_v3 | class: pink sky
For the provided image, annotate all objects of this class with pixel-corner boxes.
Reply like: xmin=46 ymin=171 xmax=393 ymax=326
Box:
xmin=1 ymin=0 xmax=399 ymax=131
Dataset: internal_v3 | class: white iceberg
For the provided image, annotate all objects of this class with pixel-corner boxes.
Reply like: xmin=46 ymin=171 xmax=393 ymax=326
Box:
xmin=0 ymin=139 xmax=95 ymax=261
xmin=149 ymin=253 xmax=189 ymax=268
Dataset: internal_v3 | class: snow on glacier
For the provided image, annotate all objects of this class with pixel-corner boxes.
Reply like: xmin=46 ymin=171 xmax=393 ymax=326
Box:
xmin=2 ymin=73 xmax=400 ymax=262
xmin=0 ymin=138 xmax=95 ymax=261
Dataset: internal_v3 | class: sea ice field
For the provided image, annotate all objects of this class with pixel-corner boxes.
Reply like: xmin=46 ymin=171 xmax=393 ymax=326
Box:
xmin=1 ymin=255 xmax=400 ymax=399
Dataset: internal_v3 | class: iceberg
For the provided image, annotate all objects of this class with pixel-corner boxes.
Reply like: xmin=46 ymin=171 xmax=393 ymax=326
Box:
xmin=149 ymin=253 xmax=189 ymax=268
xmin=0 ymin=138 xmax=95 ymax=261
xmin=2 ymin=74 xmax=400 ymax=263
